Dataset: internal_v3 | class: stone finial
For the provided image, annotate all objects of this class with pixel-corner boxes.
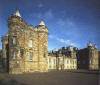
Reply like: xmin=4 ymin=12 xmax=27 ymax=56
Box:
xmin=73 ymin=47 xmax=78 ymax=51
xmin=6 ymin=33 xmax=8 ymax=36
xmin=39 ymin=19 xmax=45 ymax=27
xmin=87 ymin=42 xmax=92 ymax=47
xmin=13 ymin=9 xmax=21 ymax=17
xmin=68 ymin=46 xmax=73 ymax=51
xmin=94 ymin=44 xmax=97 ymax=48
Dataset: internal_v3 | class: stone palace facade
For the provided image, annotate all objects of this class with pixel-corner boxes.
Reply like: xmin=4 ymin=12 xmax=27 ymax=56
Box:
xmin=0 ymin=9 xmax=99 ymax=74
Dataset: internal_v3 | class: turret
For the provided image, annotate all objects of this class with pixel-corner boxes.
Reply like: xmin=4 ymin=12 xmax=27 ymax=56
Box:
xmin=8 ymin=9 xmax=27 ymax=32
xmin=13 ymin=9 xmax=21 ymax=17
xmin=7 ymin=9 xmax=28 ymax=74
xmin=94 ymin=44 xmax=97 ymax=49
xmin=36 ymin=19 xmax=48 ymax=51
xmin=39 ymin=20 xmax=46 ymax=27
xmin=88 ymin=43 xmax=99 ymax=70
xmin=68 ymin=46 xmax=73 ymax=51
xmin=34 ymin=20 xmax=49 ymax=71
xmin=87 ymin=42 xmax=92 ymax=47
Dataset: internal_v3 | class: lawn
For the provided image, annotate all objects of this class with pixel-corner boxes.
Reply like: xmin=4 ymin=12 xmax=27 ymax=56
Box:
xmin=0 ymin=71 xmax=99 ymax=85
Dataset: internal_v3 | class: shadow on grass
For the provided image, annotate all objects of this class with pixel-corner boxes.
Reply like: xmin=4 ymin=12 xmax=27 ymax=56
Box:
xmin=0 ymin=75 xmax=26 ymax=85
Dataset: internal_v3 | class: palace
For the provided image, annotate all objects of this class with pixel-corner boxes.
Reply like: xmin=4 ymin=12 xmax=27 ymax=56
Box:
xmin=0 ymin=9 xmax=99 ymax=74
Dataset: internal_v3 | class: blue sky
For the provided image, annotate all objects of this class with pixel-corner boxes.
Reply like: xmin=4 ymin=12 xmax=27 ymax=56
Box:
xmin=0 ymin=0 xmax=100 ymax=51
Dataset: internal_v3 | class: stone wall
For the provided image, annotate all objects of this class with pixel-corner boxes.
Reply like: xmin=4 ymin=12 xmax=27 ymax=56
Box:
xmin=89 ymin=47 xmax=99 ymax=70
xmin=7 ymin=16 xmax=48 ymax=74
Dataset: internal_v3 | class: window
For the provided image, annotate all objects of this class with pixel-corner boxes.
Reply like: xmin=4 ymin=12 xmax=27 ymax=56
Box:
xmin=30 ymin=32 xmax=33 ymax=36
xmin=73 ymin=61 xmax=74 ymax=64
xmin=13 ymin=51 xmax=17 ymax=59
xmin=75 ymin=61 xmax=76 ymax=64
xmin=29 ymin=40 xmax=33 ymax=47
xmin=20 ymin=49 xmax=24 ymax=57
xmin=13 ymin=36 xmax=17 ymax=45
xmin=49 ymin=58 xmax=51 ymax=63
xmin=43 ymin=53 xmax=46 ymax=58
xmin=29 ymin=52 xmax=33 ymax=61
xmin=49 ymin=65 xmax=51 ymax=68
xmin=21 ymin=28 xmax=24 ymax=32
xmin=54 ymin=59 xmax=56 ymax=64
xmin=90 ymin=60 xmax=91 ymax=64
xmin=70 ymin=60 xmax=72 ymax=64
xmin=67 ymin=60 xmax=69 ymax=64
xmin=93 ymin=60 xmax=95 ymax=63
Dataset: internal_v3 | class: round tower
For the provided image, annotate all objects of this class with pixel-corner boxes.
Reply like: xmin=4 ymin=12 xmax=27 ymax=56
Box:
xmin=34 ymin=20 xmax=48 ymax=72
xmin=8 ymin=9 xmax=28 ymax=74
xmin=88 ymin=44 xmax=99 ymax=70
xmin=1 ymin=35 xmax=8 ymax=72
xmin=8 ymin=9 xmax=27 ymax=32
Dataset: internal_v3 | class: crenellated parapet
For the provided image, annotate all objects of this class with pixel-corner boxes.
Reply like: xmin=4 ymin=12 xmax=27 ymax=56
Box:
xmin=49 ymin=46 xmax=77 ymax=58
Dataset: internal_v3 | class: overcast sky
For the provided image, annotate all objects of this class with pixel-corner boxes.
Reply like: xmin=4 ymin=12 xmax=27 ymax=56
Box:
xmin=0 ymin=0 xmax=100 ymax=51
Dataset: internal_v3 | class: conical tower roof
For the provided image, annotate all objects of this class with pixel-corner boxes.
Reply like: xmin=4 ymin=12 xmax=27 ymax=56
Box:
xmin=13 ymin=9 xmax=21 ymax=17
xmin=94 ymin=44 xmax=97 ymax=48
xmin=39 ymin=20 xmax=45 ymax=26
xmin=87 ymin=42 xmax=92 ymax=47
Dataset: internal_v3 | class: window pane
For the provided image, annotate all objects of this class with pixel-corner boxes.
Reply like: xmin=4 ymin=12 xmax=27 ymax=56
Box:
xmin=30 ymin=32 xmax=32 ymax=36
xmin=30 ymin=52 xmax=33 ymax=61
xmin=43 ymin=53 xmax=46 ymax=58
xmin=13 ymin=51 xmax=17 ymax=59
xmin=54 ymin=59 xmax=55 ymax=64
xmin=13 ymin=36 xmax=17 ymax=45
xmin=29 ymin=40 xmax=33 ymax=47
xmin=49 ymin=58 xmax=51 ymax=63
xmin=20 ymin=49 xmax=24 ymax=57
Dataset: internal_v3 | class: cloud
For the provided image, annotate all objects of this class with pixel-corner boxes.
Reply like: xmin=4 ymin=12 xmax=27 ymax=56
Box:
xmin=37 ymin=3 xmax=44 ymax=8
xmin=56 ymin=18 xmax=80 ymax=37
xmin=57 ymin=18 xmax=75 ymax=27
xmin=44 ymin=10 xmax=53 ymax=19
xmin=49 ymin=35 xmax=80 ymax=47
xmin=35 ymin=10 xmax=54 ymax=20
